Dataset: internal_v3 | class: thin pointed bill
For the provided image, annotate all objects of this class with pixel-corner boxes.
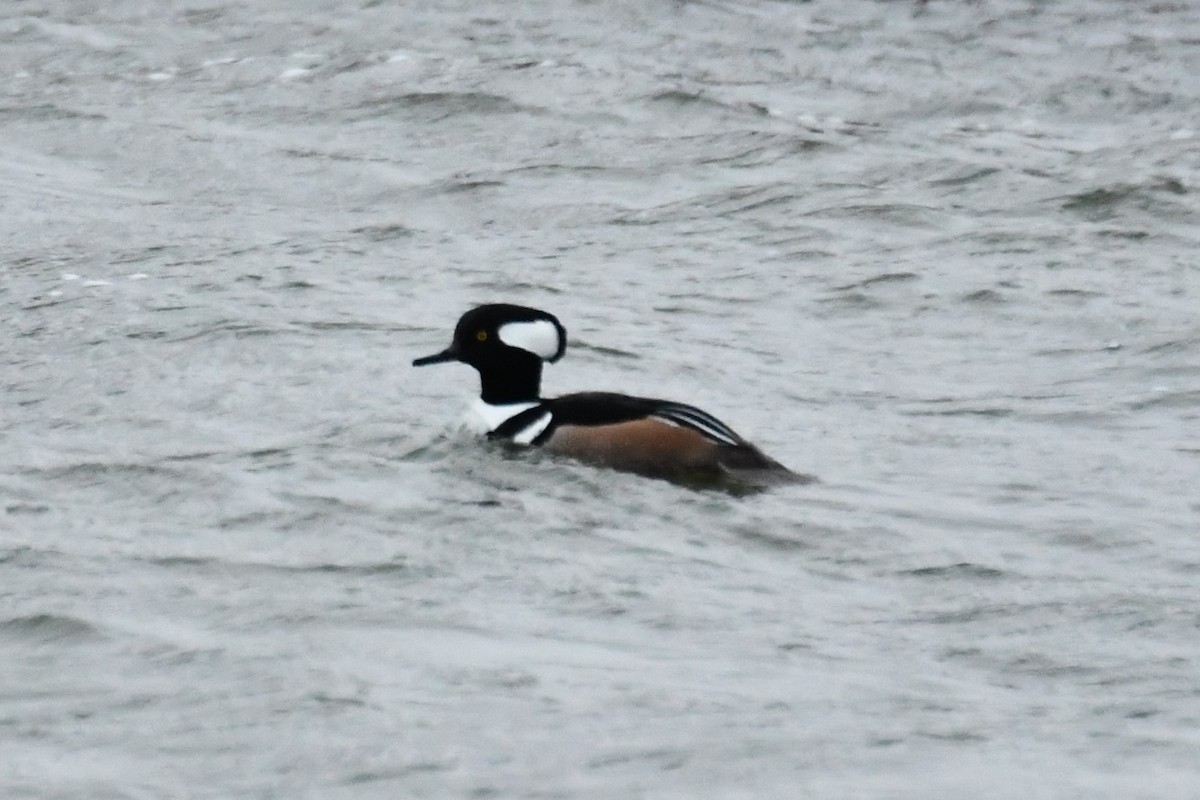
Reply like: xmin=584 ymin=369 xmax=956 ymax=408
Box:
xmin=412 ymin=347 xmax=459 ymax=367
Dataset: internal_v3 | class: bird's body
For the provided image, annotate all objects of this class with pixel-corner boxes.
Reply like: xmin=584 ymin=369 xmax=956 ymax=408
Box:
xmin=414 ymin=304 xmax=809 ymax=488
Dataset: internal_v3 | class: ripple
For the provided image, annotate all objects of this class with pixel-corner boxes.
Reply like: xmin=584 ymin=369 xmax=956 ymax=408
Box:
xmin=899 ymin=404 xmax=1014 ymax=418
xmin=0 ymin=103 xmax=106 ymax=122
xmin=300 ymin=320 xmax=417 ymax=333
xmin=961 ymin=288 xmax=1008 ymax=304
xmin=643 ymin=89 xmax=767 ymax=121
xmin=834 ymin=271 xmax=920 ymax=291
xmin=4 ymin=502 xmax=50 ymax=515
xmin=896 ymin=563 xmax=1010 ymax=581
xmin=1044 ymin=288 xmax=1106 ymax=299
xmin=732 ymin=525 xmax=815 ymax=552
xmin=611 ymin=183 xmax=803 ymax=224
xmin=351 ymin=91 xmax=531 ymax=122
xmin=570 ymin=341 xmax=640 ymax=359
xmin=917 ymin=729 xmax=990 ymax=743
xmin=344 ymin=761 xmax=455 ymax=785
xmin=814 ymin=290 xmax=882 ymax=310
xmin=928 ymin=166 xmax=1000 ymax=187
xmin=1 ymin=613 xmax=102 ymax=643
xmin=350 ymin=223 xmax=414 ymax=241
xmin=428 ymin=178 xmax=506 ymax=195
xmin=1128 ymin=389 xmax=1200 ymax=410
xmin=805 ymin=203 xmax=941 ymax=225
xmin=1004 ymin=653 xmax=1101 ymax=678
xmin=587 ymin=746 xmax=689 ymax=770
xmin=168 ymin=320 xmax=285 ymax=343
xmin=1096 ymin=228 xmax=1150 ymax=240
xmin=915 ymin=602 xmax=1060 ymax=625
xmin=1141 ymin=336 xmax=1200 ymax=356
xmin=144 ymin=554 xmax=414 ymax=579
xmin=1059 ymin=178 xmax=1190 ymax=221
xmin=23 ymin=461 xmax=186 ymax=484
xmin=695 ymin=132 xmax=829 ymax=168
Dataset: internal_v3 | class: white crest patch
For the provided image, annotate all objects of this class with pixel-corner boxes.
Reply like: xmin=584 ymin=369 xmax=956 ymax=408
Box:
xmin=498 ymin=319 xmax=562 ymax=360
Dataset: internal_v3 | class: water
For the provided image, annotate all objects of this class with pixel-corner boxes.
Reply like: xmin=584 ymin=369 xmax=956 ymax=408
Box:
xmin=3 ymin=0 xmax=1199 ymax=796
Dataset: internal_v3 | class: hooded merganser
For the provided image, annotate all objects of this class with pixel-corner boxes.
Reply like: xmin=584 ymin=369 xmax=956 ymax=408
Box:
xmin=413 ymin=304 xmax=809 ymax=487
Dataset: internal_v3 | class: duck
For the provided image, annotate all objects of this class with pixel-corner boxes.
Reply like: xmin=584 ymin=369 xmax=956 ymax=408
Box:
xmin=413 ymin=303 xmax=809 ymax=488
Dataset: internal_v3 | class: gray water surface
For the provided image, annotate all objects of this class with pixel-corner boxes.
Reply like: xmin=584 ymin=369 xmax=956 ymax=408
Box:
xmin=3 ymin=1 xmax=1199 ymax=797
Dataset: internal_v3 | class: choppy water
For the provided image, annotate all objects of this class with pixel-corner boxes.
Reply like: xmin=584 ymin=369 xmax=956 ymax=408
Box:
xmin=3 ymin=0 xmax=1200 ymax=797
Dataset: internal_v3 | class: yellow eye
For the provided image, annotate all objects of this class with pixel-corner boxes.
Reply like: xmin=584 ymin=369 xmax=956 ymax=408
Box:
xmin=476 ymin=330 xmax=488 ymax=342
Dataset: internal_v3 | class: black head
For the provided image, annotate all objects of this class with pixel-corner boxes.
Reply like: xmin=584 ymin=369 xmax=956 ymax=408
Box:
xmin=413 ymin=304 xmax=567 ymax=403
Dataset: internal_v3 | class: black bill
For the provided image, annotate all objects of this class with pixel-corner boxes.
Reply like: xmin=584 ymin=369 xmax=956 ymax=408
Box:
xmin=412 ymin=347 xmax=459 ymax=367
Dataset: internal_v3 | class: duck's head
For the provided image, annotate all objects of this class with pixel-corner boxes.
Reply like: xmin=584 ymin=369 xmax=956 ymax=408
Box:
xmin=413 ymin=304 xmax=567 ymax=403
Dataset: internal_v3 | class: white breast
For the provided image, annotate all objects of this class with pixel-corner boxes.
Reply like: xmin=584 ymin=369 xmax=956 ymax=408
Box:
xmin=463 ymin=398 xmax=539 ymax=434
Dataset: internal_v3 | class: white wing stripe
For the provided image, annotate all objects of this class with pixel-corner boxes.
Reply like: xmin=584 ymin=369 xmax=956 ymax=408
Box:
xmin=511 ymin=411 xmax=553 ymax=445
xmin=662 ymin=404 xmax=740 ymax=438
xmin=653 ymin=404 xmax=741 ymax=445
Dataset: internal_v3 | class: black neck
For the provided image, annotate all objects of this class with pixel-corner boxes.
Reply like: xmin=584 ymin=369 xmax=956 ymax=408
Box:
xmin=477 ymin=352 xmax=543 ymax=404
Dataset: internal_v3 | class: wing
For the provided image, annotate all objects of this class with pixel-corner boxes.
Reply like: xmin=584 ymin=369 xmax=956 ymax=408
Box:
xmin=490 ymin=392 xmax=803 ymax=483
xmin=644 ymin=401 xmax=744 ymax=446
xmin=537 ymin=392 xmax=746 ymax=447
